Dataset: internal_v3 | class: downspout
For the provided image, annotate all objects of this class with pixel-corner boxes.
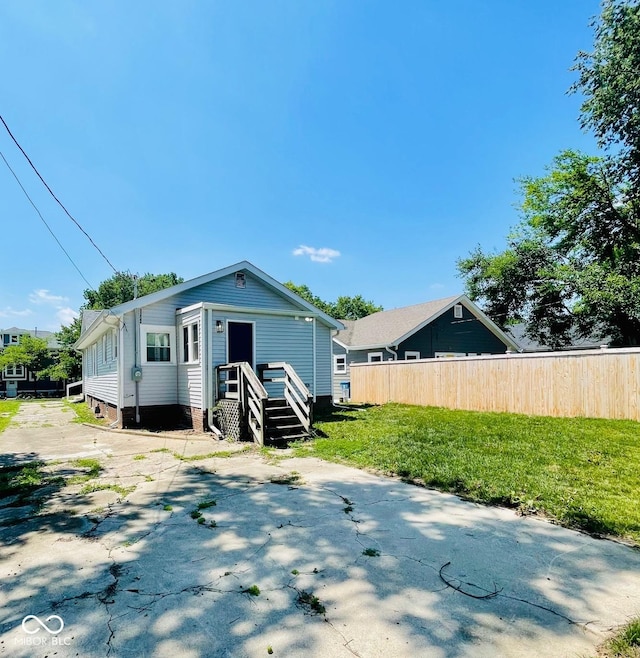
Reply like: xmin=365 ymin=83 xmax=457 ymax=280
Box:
xmin=134 ymin=308 xmax=140 ymax=425
xmin=385 ymin=345 xmax=397 ymax=360
xmin=112 ymin=317 xmax=123 ymax=429
xmin=312 ymin=317 xmax=317 ymax=402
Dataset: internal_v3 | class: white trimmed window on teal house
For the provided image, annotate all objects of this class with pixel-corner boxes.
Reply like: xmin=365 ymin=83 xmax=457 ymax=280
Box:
xmin=182 ymin=322 xmax=199 ymax=364
xmin=142 ymin=325 xmax=175 ymax=364
xmin=4 ymin=364 xmax=25 ymax=378
xmin=368 ymin=352 xmax=384 ymax=363
xmin=404 ymin=351 xmax=420 ymax=360
xmin=111 ymin=329 xmax=118 ymax=361
xmin=333 ymin=354 xmax=346 ymax=374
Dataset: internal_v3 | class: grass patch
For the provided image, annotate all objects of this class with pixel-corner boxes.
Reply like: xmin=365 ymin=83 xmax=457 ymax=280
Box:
xmin=64 ymin=399 xmax=108 ymax=426
xmin=269 ymin=471 xmax=303 ymax=486
xmin=0 ymin=399 xmax=20 ymax=433
xmin=242 ymin=585 xmax=260 ymax=596
xmin=197 ymin=499 xmax=217 ymax=510
xmin=599 ymin=618 xmax=640 ymax=657
xmin=362 ymin=547 xmax=380 ymax=557
xmin=296 ymin=590 xmax=325 ymax=615
xmin=303 ymin=404 xmax=640 ymax=544
xmin=163 ymin=504 xmax=173 ymax=511
xmin=150 ymin=447 xmax=248 ymax=461
xmin=133 ymin=454 xmax=146 ymax=461
xmin=79 ymin=483 xmax=135 ymax=497
xmin=66 ymin=458 xmax=102 ymax=485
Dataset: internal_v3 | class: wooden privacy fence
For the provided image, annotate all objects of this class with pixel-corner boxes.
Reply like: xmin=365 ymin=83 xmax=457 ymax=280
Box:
xmin=349 ymin=347 xmax=640 ymax=421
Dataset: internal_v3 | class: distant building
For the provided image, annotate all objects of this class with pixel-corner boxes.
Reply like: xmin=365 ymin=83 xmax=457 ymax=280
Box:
xmin=0 ymin=327 xmax=62 ymax=398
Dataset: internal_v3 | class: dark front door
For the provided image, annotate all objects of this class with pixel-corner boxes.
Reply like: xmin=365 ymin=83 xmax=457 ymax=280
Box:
xmin=228 ymin=322 xmax=254 ymax=366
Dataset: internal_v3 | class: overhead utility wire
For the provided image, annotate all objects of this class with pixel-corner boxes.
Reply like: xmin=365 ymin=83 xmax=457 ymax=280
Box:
xmin=0 ymin=114 xmax=119 ymax=275
xmin=0 ymin=149 xmax=95 ymax=291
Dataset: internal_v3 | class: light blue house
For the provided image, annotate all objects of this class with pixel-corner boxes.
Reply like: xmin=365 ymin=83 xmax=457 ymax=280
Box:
xmin=76 ymin=261 xmax=343 ymax=443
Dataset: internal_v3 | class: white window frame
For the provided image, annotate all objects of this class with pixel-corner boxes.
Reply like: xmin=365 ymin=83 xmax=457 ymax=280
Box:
xmin=90 ymin=344 xmax=97 ymax=376
xmin=4 ymin=364 xmax=25 ymax=379
xmin=141 ymin=325 xmax=176 ymax=365
xmin=9 ymin=334 xmax=20 ymax=345
xmin=182 ymin=322 xmax=200 ymax=364
xmin=101 ymin=334 xmax=108 ymax=363
xmin=453 ymin=304 xmax=463 ymax=319
xmin=404 ymin=351 xmax=420 ymax=360
xmin=434 ymin=352 xmax=466 ymax=359
xmin=112 ymin=329 xmax=118 ymax=361
xmin=333 ymin=354 xmax=347 ymax=374
xmin=368 ymin=352 xmax=384 ymax=363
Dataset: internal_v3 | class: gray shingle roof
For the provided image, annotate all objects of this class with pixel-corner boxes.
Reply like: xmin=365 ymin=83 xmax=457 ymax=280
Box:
xmin=0 ymin=327 xmax=60 ymax=349
xmin=504 ymin=323 xmax=609 ymax=352
xmin=80 ymin=310 xmax=103 ymax=334
xmin=334 ymin=295 xmax=461 ymax=348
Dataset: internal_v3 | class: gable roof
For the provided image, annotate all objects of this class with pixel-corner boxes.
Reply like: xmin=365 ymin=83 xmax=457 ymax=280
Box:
xmin=504 ymin=323 xmax=609 ymax=352
xmin=76 ymin=261 xmax=343 ymax=348
xmin=333 ymin=294 xmax=519 ymax=351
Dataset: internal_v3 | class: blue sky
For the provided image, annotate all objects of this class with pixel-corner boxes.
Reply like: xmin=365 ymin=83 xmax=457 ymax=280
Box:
xmin=0 ymin=1 xmax=601 ymax=331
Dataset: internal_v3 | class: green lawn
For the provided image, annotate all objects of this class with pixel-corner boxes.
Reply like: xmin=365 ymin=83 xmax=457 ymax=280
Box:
xmin=0 ymin=399 xmax=20 ymax=433
xmin=301 ymin=404 xmax=640 ymax=544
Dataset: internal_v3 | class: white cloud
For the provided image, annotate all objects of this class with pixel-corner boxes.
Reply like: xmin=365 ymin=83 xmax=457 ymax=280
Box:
xmin=293 ymin=245 xmax=341 ymax=263
xmin=29 ymin=289 xmax=69 ymax=306
xmin=0 ymin=307 xmax=34 ymax=318
xmin=57 ymin=307 xmax=79 ymax=325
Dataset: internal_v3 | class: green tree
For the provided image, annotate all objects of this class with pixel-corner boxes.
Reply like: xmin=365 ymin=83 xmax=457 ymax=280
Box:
xmin=41 ymin=317 xmax=82 ymax=382
xmin=458 ymin=150 xmax=640 ymax=347
xmin=282 ymin=282 xmax=333 ymax=316
xmin=332 ymin=295 xmax=383 ymax=321
xmin=83 ymin=272 xmax=184 ymax=309
xmin=572 ymin=0 xmax=640 ymax=184
xmin=458 ymin=1 xmax=640 ymax=348
xmin=0 ymin=335 xmax=51 ymax=393
xmin=283 ymin=282 xmax=382 ymax=320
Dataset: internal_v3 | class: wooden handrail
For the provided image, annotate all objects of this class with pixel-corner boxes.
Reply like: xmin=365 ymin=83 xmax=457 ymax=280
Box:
xmin=216 ymin=362 xmax=267 ymax=445
xmin=258 ymin=362 xmax=312 ymax=432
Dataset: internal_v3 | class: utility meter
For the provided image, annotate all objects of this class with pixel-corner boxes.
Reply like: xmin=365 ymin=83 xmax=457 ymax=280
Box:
xmin=131 ymin=367 xmax=143 ymax=382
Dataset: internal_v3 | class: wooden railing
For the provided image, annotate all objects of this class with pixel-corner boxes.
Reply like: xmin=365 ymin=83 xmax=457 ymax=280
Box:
xmin=216 ymin=362 xmax=268 ymax=445
xmin=257 ymin=362 xmax=312 ymax=432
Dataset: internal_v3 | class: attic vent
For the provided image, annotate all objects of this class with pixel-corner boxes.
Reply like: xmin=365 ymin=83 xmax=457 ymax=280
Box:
xmin=235 ymin=272 xmax=246 ymax=289
xmin=453 ymin=304 xmax=463 ymax=318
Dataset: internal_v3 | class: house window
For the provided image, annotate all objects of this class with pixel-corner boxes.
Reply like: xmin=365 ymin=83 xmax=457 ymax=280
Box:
xmin=141 ymin=325 xmax=175 ymax=364
xmin=4 ymin=365 xmax=25 ymax=378
xmin=454 ymin=304 xmax=463 ymax=319
xmin=404 ymin=351 xmax=420 ymax=360
xmin=235 ymin=272 xmax=246 ymax=288
xmin=368 ymin=352 xmax=384 ymax=363
xmin=334 ymin=355 xmax=346 ymax=374
xmin=182 ymin=322 xmax=199 ymax=363
xmin=112 ymin=329 xmax=118 ymax=360
xmin=90 ymin=344 xmax=97 ymax=376
xmin=102 ymin=334 xmax=108 ymax=363
xmin=9 ymin=334 xmax=19 ymax=344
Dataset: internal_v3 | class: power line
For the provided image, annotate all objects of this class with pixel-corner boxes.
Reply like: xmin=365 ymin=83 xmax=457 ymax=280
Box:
xmin=0 ymin=149 xmax=95 ymax=291
xmin=0 ymin=114 xmax=119 ymax=275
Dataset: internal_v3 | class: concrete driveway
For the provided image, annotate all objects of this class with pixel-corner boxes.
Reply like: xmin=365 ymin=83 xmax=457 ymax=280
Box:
xmin=1 ymin=401 xmax=639 ymax=657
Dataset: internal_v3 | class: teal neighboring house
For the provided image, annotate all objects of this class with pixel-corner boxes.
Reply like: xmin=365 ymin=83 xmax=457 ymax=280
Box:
xmin=331 ymin=295 xmax=519 ymax=401
xmin=75 ymin=261 xmax=343 ymax=443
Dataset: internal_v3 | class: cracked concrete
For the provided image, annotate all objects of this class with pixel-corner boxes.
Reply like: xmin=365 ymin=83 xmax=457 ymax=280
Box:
xmin=1 ymin=401 xmax=640 ymax=657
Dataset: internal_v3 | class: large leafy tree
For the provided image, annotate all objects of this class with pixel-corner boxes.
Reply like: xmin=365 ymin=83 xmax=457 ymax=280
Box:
xmin=83 ymin=272 xmax=183 ymax=310
xmin=458 ymin=151 xmax=640 ymax=347
xmin=284 ymin=282 xmax=382 ymax=320
xmin=572 ymin=0 xmax=640 ymax=184
xmin=458 ymin=0 xmax=640 ymax=348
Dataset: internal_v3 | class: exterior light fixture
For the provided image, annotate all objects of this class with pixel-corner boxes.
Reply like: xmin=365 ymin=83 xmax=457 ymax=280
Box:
xmin=216 ymin=321 xmax=224 ymax=333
